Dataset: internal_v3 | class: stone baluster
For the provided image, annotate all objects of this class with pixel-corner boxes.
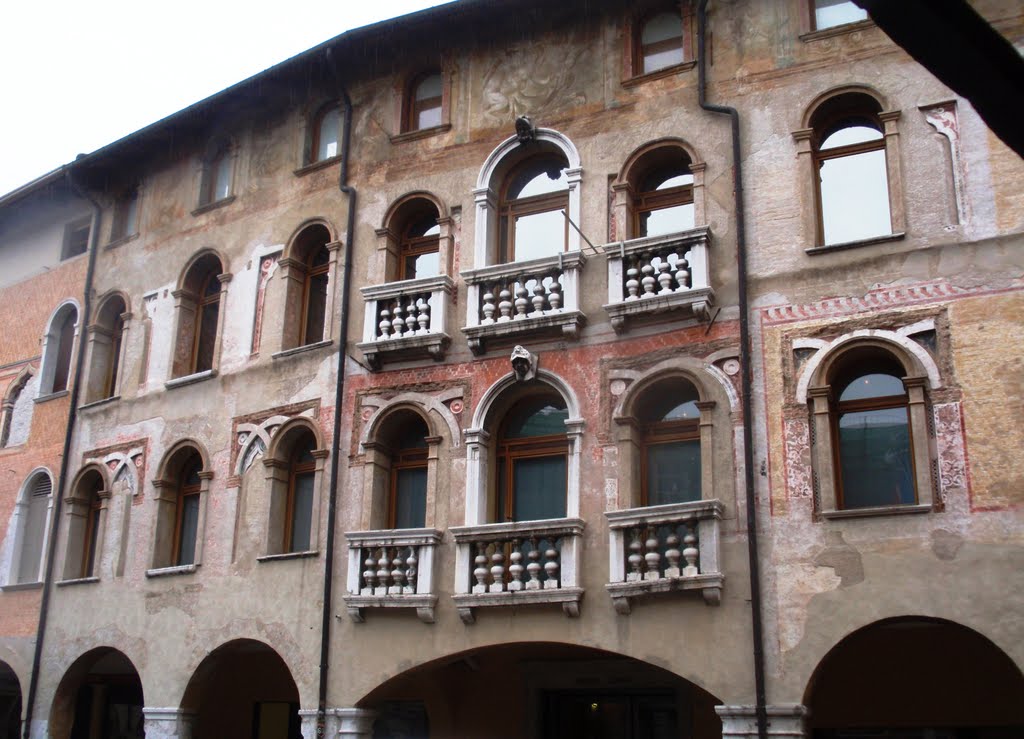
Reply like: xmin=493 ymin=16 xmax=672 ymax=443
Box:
xmin=481 ymin=288 xmax=496 ymax=325
xmin=625 ymin=258 xmax=641 ymax=301
xmin=674 ymin=254 xmax=690 ymax=291
xmin=378 ymin=308 xmax=391 ymax=339
xmin=404 ymin=546 xmax=418 ymax=594
xmin=489 ymin=546 xmax=505 ymax=593
xmin=531 ymin=280 xmax=546 ymax=315
xmin=389 ymin=548 xmax=405 ymax=595
xmin=497 ymin=287 xmax=513 ymax=322
xmin=627 ymin=529 xmax=644 ymax=582
xmin=641 ymin=261 xmax=657 ymax=297
xmin=657 ymin=259 xmax=674 ymax=295
xmin=526 ymin=539 xmax=542 ymax=590
xmin=683 ymin=527 xmax=700 ymax=577
xmin=543 ymin=543 xmax=560 ymax=589
xmin=416 ymin=297 xmax=430 ymax=334
xmin=548 ymin=277 xmax=562 ymax=311
xmin=362 ymin=550 xmax=377 ymax=595
xmin=644 ymin=529 xmax=662 ymax=581
xmin=375 ymin=547 xmax=390 ymax=595
xmin=473 ymin=542 xmax=489 ymax=594
xmin=404 ymin=298 xmax=418 ymax=334
xmin=390 ymin=302 xmax=405 ymax=338
xmin=508 ymin=540 xmax=524 ymax=591
xmin=514 ymin=284 xmax=529 ymax=319
xmin=665 ymin=531 xmax=682 ymax=578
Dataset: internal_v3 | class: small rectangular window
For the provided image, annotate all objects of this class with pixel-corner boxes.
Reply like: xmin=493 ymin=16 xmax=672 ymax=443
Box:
xmin=62 ymin=220 xmax=91 ymax=260
xmin=110 ymin=190 xmax=139 ymax=242
xmin=813 ymin=0 xmax=868 ymax=30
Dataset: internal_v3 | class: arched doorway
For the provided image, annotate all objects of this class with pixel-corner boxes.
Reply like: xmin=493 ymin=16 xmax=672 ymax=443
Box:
xmin=181 ymin=639 xmax=300 ymax=739
xmin=50 ymin=648 xmax=143 ymax=739
xmin=805 ymin=617 xmax=1024 ymax=738
xmin=359 ymin=642 xmax=721 ymax=739
xmin=0 ymin=661 xmax=21 ymax=737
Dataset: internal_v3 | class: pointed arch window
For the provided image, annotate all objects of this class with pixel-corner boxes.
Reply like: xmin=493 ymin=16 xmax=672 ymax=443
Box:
xmin=495 ymin=394 xmax=569 ymax=522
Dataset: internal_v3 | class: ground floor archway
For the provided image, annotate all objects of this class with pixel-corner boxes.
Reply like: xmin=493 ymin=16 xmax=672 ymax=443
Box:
xmin=805 ymin=617 xmax=1024 ymax=738
xmin=50 ymin=648 xmax=143 ymax=739
xmin=181 ymin=638 xmax=300 ymax=739
xmin=358 ymin=642 xmax=722 ymax=739
xmin=0 ymin=660 xmax=21 ymax=738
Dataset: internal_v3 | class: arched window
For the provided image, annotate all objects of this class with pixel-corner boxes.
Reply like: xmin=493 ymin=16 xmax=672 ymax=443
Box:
xmin=495 ymin=393 xmax=568 ymax=522
xmin=86 ymin=295 xmax=127 ymax=402
xmin=810 ymin=92 xmax=892 ymax=246
xmin=636 ymin=378 xmax=702 ymax=506
xmin=389 ymin=415 xmax=429 ymax=529
xmin=637 ymin=10 xmax=684 ymax=75
xmin=399 ymin=211 xmax=441 ymax=282
xmin=172 ymin=253 xmax=223 ymax=378
xmin=630 ymin=148 xmax=695 ymax=238
xmin=14 ymin=472 xmax=52 ymax=584
xmin=829 ymin=354 xmax=916 ymax=509
xmin=812 ymin=0 xmax=868 ymax=31
xmin=41 ymin=305 xmax=78 ymax=396
xmin=499 ymin=155 xmax=570 ymax=263
xmin=311 ymin=103 xmax=341 ymax=163
xmin=63 ymin=468 xmax=106 ymax=580
xmin=280 ymin=223 xmax=334 ymax=351
xmin=404 ymin=72 xmax=443 ymax=133
xmin=173 ymin=454 xmax=203 ymax=567
xmin=284 ymin=431 xmax=317 ymax=552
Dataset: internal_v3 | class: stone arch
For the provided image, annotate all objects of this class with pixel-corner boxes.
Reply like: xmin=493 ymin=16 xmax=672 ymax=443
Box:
xmin=611 ymin=355 xmax=732 ymax=419
xmin=800 ymin=83 xmax=889 ymax=130
xmin=282 ymin=217 xmax=338 ymax=261
xmin=803 ymin=616 xmax=1024 ymax=735
xmin=476 ymin=128 xmax=582 ymax=191
xmin=382 ymin=191 xmax=449 ymax=230
xmin=49 ymin=647 xmax=144 ymax=739
xmin=265 ymin=416 xmax=326 ymax=463
xmin=154 ymin=439 xmax=212 ymax=485
xmin=0 ymin=656 xmax=23 ymax=738
xmin=470 ymin=368 xmax=582 ymax=430
xmin=93 ymin=289 xmax=132 ymax=322
xmin=360 ymin=388 xmax=463 ymax=450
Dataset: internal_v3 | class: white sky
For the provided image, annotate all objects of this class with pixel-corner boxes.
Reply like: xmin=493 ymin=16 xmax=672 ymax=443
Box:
xmin=0 ymin=0 xmax=452 ymax=197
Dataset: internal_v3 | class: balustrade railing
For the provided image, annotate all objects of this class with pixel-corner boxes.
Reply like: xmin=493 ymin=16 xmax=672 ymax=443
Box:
xmin=603 ymin=227 xmax=713 ymax=332
xmin=605 ymin=499 xmax=723 ymax=613
xmin=358 ymin=275 xmax=453 ymax=368
xmin=343 ymin=529 xmax=442 ymax=623
xmin=461 ymin=252 xmax=585 ymax=354
xmin=450 ymin=517 xmax=584 ymax=622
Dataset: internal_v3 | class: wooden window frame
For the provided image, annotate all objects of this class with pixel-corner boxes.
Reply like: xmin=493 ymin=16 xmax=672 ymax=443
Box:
xmin=388 ymin=444 xmax=429 ymax=529
xmin=633 ymin=181 xmax=695 ymax=238
xmin=830 ymin=378 xmax=917 ymax=510
xmin=80 ymin=489 xmax=103 ymax=578
xmin=284 ymin=448 xmax=317 ymax=553
xmin=403 ymin=71 xmax=443 ymax=134
xmin=398 ymin=226 xmax=441 ymax=281
xmin=636 ymin=10 xmax=685 ymax=76
xmin=495 ymin=435 xmax=569 ymax=523
xmin=808 ymin=0 xmax=870 ymax=33
xmin=310 ymin=103 xmax=341 ymax=164
xmin=102 ymin=311 xmax=125 ymax=400
xmin=300 ymin=247 xmax=330 ymax=346
xmin=110 ymin=189 xmax=139 ymax=243
xmin=639 ymin=417 xmax=701 ymax=506
xmin=812 ymin=120 xmax=886 ymax=246
xmin=498 ymin=158 xmax=570 ymax=263
xmin=190 ymin=271 xmax=220 ymax=374
xmin=172 ymin=464 xmax=202 ymax=567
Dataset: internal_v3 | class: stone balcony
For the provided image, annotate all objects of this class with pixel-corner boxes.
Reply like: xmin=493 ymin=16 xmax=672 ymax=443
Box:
xmin=450 ymin=517 xmax=585 ymax=624
xmin=357 ymin=275 xmax=455 ymax=369
xmin=605 ymin=499 xmax=724 ymax=614
xmin=460 ymin=251 xmax=586 ymax=355
xmin=342 ymin=528 xmax=443 ymax=623
xmin=602 ymin=227 xmax=714 ymax=333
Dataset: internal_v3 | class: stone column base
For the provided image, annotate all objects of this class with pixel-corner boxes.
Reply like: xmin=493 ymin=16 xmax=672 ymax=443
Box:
xmin=142 ymin=707 xmax=197 ymax=739
xmin=303 ymin=707 xmax=378 ymax=738
xmin=716 ymin=704 xmax=808 ymax=738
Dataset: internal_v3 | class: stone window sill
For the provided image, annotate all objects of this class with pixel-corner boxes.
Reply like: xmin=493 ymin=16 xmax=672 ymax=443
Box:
xmin=191 ymin=195 xmax=236 ymax=217
xmin=56 ymin=576 xmax=100 ymax=587
xmin=805 ymin=232 xmax=905 ymax=256
xmin=106 ymin=232 xmax=139 ymax=250
xmin=271 ymin=339 xmax=333 ymax=360
xmin=800 ymin=19 xmax=875 ymax=43
xmin=390 ymin=124 xmax=452 ymax=145
xmin=34 ymin=390 xmax=70 ymax=404
xmin=80 ymin=395 xmax=120 ymax=412
xmin=0 ymin=581 xmax=43 ymax=592
xmin=294 ymin=155 xmax=343 ymax=177
xmin=145 ymin=564 xmax=198 ymax=578
xmin=256 ymin=550 xmax=319 ymax=563
xmin=165 ymin=369 xmax=217 ymax=390
xmin=343 ymin=594 xmax=438 ymax=624
xmin=821 ymin=503 xmax=932 ymax=520
xmin=622 ymin=61 xmax=696 ymax=88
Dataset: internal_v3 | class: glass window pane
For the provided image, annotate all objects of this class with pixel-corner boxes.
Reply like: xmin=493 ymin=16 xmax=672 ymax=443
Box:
xmin=212 ymin=156 xmax=232 ymax=201
xmin=821 ymin=125 xmax=882 ymax=151
xmin=644 ymin=45 xmax=684 ymax=73
xmin=289 ymin=472 xmax=315 ymax=551
xmin=513 ymin=168 xmax=568 ymax=198
xmin=85 ymin=507 xmax=101 ymax=577
xmin=820 ymin=149 xmax=891 ymax=245
xmin=839 ymin=373 xmax=905 ymax=402
xmin=404 ymin=251 xmax=440 ymax=280
xmin=195 ymin=302 xmax=219 ymax=372
xmin=839 ymin=407 xmax=915 ymax=508
xmin=815 ymin=0 xmax=868 ymax=30
xmin=505 ymin=402 xmax=568 ymax=438
xmin=643 ymin=203 xmax=695 ymax=237
xmin=394 ymin=467 xmax=427 ymax=529
xmin=415 ymin=74 xmax=442 ymax=101
xmin=513 ymin=210 xmax=565 ymax=261
xmin=317 ymin=107 xmax=340 ymax=161
xmin=647 ymin=440 xmax=701 ymax=505
xmin=303 ymin=271 xmax=328 ymax=345
xmin=417 ymin=105 xmax=442 ymax=130
xmin=177 ymin=495 xmax=200 ymax=566
xmin=512 ymin=456 xmax=567 ymax=521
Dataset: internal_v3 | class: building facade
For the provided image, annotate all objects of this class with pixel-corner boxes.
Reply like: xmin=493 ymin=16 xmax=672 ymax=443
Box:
xmin=1 ymin=1 xmax=1022 ymax=738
